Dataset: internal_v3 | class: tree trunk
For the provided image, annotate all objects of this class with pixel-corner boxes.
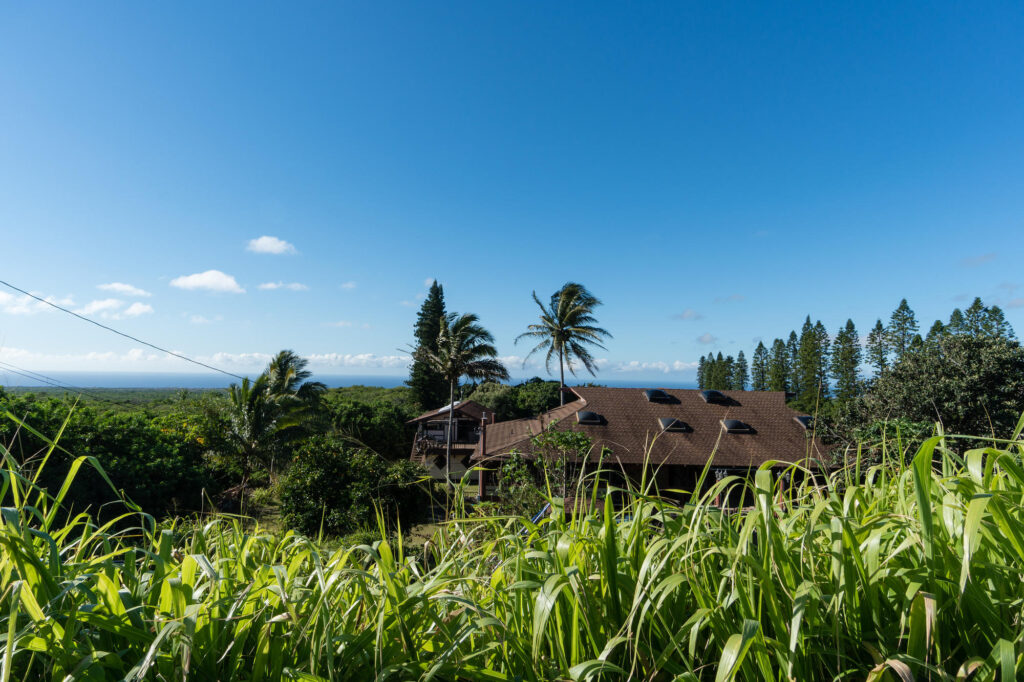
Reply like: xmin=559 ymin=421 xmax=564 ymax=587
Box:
xmin=446 ymin=379 xmax=455 ymax=493
xmin=559 ymin=347 xmax=565 ymax=406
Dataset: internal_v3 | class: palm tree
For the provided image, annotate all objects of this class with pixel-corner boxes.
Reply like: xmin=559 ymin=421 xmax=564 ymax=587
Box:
xmin=516 ymin=282 xmax=611 ymax=405
xmin=225 ymin=351 xmax=326 ymax=497
xmin=225 ymin=375 xmax=294 ymax=493
xmin=421 ymin=313 xmax=509 ymax=490
xmin=266 ymin=349 xmax=326 ymax=398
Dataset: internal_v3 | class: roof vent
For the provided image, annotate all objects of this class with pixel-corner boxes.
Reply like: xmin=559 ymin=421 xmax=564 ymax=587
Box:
xmin=659 ymin=417 xmax=691 ymax=433
xmin=644 ymin=388 xmax=671 ymax=402
xmin=794 ymin=416 xmax=814 ymax=430
xmin=577 ymin=410 xmax=603 ymax=425
xmin=721 ymin=419 xmax=753 ymax=434
xmin=701 ymin=389 xmax=726 ymax=403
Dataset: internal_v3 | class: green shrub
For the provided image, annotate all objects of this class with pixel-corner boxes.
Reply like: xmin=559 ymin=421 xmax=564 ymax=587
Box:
xmin=0 ymin=393 xmax=211 ymax=518
xmin=279 ymin=436 xmax=428 ymax=536
xmin=469 ymin=377 xmax=561 ymax=420
xmin=322 ymin=397 xmax=414 ymax=459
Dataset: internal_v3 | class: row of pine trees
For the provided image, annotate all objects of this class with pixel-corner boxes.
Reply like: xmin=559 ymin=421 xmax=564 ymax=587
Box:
xmin=698 ymin=297 xmax=1015 ymax=405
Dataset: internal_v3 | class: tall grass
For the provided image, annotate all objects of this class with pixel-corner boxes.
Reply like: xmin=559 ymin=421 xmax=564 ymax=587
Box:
xmin=3 ymin=412 xmax=1024 ymax=680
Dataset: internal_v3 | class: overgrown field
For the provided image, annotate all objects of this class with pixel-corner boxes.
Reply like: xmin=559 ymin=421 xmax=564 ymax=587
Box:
xmin=3 ymin=418 xmax=1024 ymax=680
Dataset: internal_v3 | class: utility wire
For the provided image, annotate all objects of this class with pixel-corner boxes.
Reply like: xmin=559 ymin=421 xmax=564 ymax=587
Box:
xmin=0 ymin=360 xmax=132 ymax=406
xmin=0 ymin=279 xmax=245 ymax=381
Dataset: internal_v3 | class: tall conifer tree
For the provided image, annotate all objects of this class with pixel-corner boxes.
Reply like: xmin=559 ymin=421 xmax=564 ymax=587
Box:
xmin=925 ymin=319 xmax=946 ymax=346
xmin=984 ymin=305 xmax=1015 ymax=340
xmin=830 ymin=319 xmax=861 ymax=402
xmin=751 ymin=341 xmax=769 ymax=390
xmin=768 ymin=338 xmax=789 ymax=392
xmin=796 ymin=317 xmax=823 ymax=404
xmin=964 ymin=297 xmax=987 ymax=335
xmin=813 ymin=320 xmax=831 ymax=397
xmin=711 ymin=352 xmax=727 ymax=390
xmin=407 ymin=280 xmax=448 ymax=409
xmin=732 ymin=350 xmax=749 ymax=390
xmin=887 ymin=299 xmax=919 ymax=361
xmin=947 ymin=308 xmax=967 ymax=335
xmin=787 ymin=331 xmax=800 ymax=395
xmin=866 ymin=319 xmax=889 ymax=374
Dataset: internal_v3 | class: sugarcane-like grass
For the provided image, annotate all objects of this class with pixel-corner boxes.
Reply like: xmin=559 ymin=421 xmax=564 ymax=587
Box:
xmin=3 ymin=413 xmax=1024 ymax=680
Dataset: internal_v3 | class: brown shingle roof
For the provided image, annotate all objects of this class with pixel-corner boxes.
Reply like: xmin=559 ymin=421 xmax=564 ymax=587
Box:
xmin=407 ymin=400 xmax=488 ymax=424
xmin=471 ymin=400 xmax=584 ymax=461
xmin=473 ymin=387 xmax=826 ymax=468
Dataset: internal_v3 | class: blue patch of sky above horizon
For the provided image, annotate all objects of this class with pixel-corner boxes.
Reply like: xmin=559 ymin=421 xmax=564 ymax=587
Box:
xmin=0 ymin=2 xmax=1022 ymax=381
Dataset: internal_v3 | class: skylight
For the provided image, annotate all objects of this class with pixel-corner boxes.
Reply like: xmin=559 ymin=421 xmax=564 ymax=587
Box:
xmin=701 ymin=389 xmax=726 ymax=403
xmin=658 ymin=417 xmax=691 ymax=433
xmin=721 ymin=419 xmax=753 ymax=434
xmin=644 ymin=389 xmax=671 ymax=402
xmin=577 ymin=411 xmax=603 ymax=425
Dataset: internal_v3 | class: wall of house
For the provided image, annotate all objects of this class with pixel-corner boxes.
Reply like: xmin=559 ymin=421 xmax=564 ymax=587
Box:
xmin=422 ymin=451 xmax=479 ymax=486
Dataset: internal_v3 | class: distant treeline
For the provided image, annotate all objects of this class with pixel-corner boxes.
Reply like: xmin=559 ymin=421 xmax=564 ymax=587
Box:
xmin=698 ymin=297 xmax=1023 ymax=440
xmin=699 ymin=297 xmax=1014 ymax=397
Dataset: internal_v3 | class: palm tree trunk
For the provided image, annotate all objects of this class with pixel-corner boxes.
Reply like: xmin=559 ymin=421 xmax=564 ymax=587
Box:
xmin=559 ymin=347 xmax=565 ymax=406
xmin=446 ymin=379 xmax=455 ymax=493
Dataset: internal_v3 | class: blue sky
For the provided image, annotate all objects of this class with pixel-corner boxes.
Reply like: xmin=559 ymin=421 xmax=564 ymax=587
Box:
xmin=1 ymin=3 xmax=1023 ymax=383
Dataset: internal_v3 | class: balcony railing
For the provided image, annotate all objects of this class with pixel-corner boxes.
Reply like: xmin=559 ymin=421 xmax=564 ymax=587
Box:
xmin=416 ymin=432 xmax=480 ymax=446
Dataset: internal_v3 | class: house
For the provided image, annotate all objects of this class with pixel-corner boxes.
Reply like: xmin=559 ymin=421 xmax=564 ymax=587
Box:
xmin=408 ymin=400 xmax=492 ymax=485
xmin=471 ymin=386 xmax=827 ymax=499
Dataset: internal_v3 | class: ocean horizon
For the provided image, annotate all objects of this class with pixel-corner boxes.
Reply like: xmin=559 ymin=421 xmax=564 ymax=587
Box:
xmin=1 ymin=371 xmax=698 ymax=391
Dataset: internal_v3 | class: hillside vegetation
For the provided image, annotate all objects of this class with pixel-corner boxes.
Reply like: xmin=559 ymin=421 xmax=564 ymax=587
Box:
xmin=2 ymin=416 xmax=1024 ymax=680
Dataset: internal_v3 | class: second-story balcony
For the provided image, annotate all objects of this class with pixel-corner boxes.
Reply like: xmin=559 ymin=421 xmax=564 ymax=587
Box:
xmin=415 ymin=419 xmax=481 ymax=447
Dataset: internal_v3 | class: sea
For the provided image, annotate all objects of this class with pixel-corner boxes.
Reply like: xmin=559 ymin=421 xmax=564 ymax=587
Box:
xmin=1 ymin=371 xmax=697 ymax=390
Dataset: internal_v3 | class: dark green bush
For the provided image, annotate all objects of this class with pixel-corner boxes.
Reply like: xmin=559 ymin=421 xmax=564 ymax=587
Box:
xmin=279 ymin=436 xmax=429 ymax=537
xmin=0 ymin=392 xmax=211 ymax=518
xmin=321 ymin=397 xmax=414 ymax=459
xmin=469 ymin=378 xmax=561 ymax=421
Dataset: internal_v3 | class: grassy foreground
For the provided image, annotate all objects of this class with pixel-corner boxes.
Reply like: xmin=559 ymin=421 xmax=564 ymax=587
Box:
xmin=3 ymin=420 xmax=1024 ymax=680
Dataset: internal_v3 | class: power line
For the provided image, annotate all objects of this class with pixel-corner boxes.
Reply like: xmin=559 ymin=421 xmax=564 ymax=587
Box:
xmin=0 ymin=279 xmax=245 ymax=381
xmin=0 ymin=360 xmax=132 ymax=406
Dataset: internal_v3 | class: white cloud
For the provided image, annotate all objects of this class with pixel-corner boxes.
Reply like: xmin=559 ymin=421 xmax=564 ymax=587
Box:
xmin=189 ymin=314 xmax=222 ymax=324
xmin=123 ymin=302 xmax=154 ymax=317
xmin=499 ymin=355 xmax=546 ymax=370
xmin=1007 ymin=298 xmax=1024 ymax=309
xmin=258 ymin=281 xmax=309 ymax=291
xmin=340 ymin=281 xmax=357 ymax=290
xmin=0 ymin=292 xmax=75 ymax=315
xmin=0 ymin=346 xmax=412 ymax=373
xmin=207 ymin=351 xmax=410 ymax=370
xmin=206 ymin=351 xmax=410 ymax=370
xmin=697 ymin=333 xmax=718 ymax=344
xmin=246 ymin=235 xmax=296 ymax=255
xmin=75 ymin=298 xmax=124 ymax=316
xmin=98 ymin=282 xmax=151 ymax=297
xmin=424 ymin=277 xmax=435 ymax=287
xmin=0 ymin=346 xmax=167 ymax=369
xmin=306 ymin=352 xmax=410 ymax=369
xmin=73 ymin=298 xmax=155 ymax=320
xmin=673 ymin=308 xmax=703 ymax=320
xmin=400 ymin=300 xmax=416 ymax=307
xmin=206 ymin=351 xmax=275 ymax=366
xmin=612 ymin=360 xmax=698 ymax=374
xmin=170 ymin=270 xmax=245 ymax=294
xmin=713 ymin=294 xmax=745 ymax=304
xmin=0 ymin=343 xmax=417 ymax=374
